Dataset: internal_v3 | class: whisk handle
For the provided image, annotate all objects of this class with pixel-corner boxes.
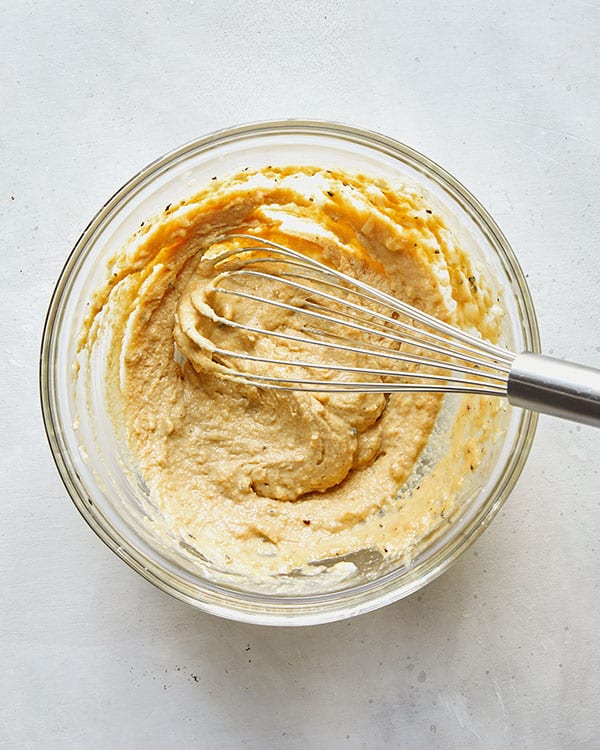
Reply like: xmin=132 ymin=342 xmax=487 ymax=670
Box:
xmin=507 ymin=352 xmax=600 ymax=427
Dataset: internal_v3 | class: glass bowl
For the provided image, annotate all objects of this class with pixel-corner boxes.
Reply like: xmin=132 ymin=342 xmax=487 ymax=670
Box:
xmin=40 ymin=120 xmax=539 ymax=625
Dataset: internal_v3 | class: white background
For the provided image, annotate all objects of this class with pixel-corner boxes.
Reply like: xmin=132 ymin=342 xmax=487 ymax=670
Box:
xmin=2 ymin=1 xmax=600 ymax=747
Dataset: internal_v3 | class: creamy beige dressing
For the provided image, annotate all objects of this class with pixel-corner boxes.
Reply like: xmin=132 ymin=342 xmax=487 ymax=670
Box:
xmin=80 ymin=166 xmax=504 ymax=579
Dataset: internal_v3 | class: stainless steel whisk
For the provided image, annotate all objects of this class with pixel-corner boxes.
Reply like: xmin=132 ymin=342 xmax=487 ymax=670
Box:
xmin=200 ymin=235 xmax=600 ymax=427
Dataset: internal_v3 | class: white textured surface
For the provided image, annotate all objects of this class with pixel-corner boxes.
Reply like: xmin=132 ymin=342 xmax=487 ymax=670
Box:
xmin=2 ymin=1 xmax=600 ymax=747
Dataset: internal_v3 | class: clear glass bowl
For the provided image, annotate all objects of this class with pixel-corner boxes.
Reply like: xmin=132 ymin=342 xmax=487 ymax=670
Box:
xmin=40 ymin=120 xmax=539 ymax=625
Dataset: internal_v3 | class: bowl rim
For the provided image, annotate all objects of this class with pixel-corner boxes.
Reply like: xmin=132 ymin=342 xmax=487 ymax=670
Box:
xmin=40 ymin=119 xmax=540 ymax=625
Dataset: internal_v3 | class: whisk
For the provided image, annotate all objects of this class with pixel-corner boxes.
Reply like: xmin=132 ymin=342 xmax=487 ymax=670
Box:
xmin=195 ymin=235 xmax=600 ymax=427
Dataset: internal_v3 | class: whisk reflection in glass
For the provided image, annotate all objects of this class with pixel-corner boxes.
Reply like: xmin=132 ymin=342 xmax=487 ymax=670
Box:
xmin=187 ymin=235 xmax=600 ymax=427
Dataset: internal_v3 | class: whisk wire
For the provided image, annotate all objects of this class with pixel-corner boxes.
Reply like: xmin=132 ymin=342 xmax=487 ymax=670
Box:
xmin=197 ymin=235 xmax=515 ymax=396
xmin=213 ymin=268 xmax=512 ymax=376
xmin=213 ymin=235 xmax=514 ymax=364
xmin=211 ymin=284 xmax=509 ymax=385
xmin=212 ymin=368 xmax=507 ymax=396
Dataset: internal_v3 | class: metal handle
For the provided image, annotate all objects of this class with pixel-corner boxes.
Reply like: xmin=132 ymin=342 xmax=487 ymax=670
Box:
xmin=507 ymin=352 xmax=600 ymax=427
